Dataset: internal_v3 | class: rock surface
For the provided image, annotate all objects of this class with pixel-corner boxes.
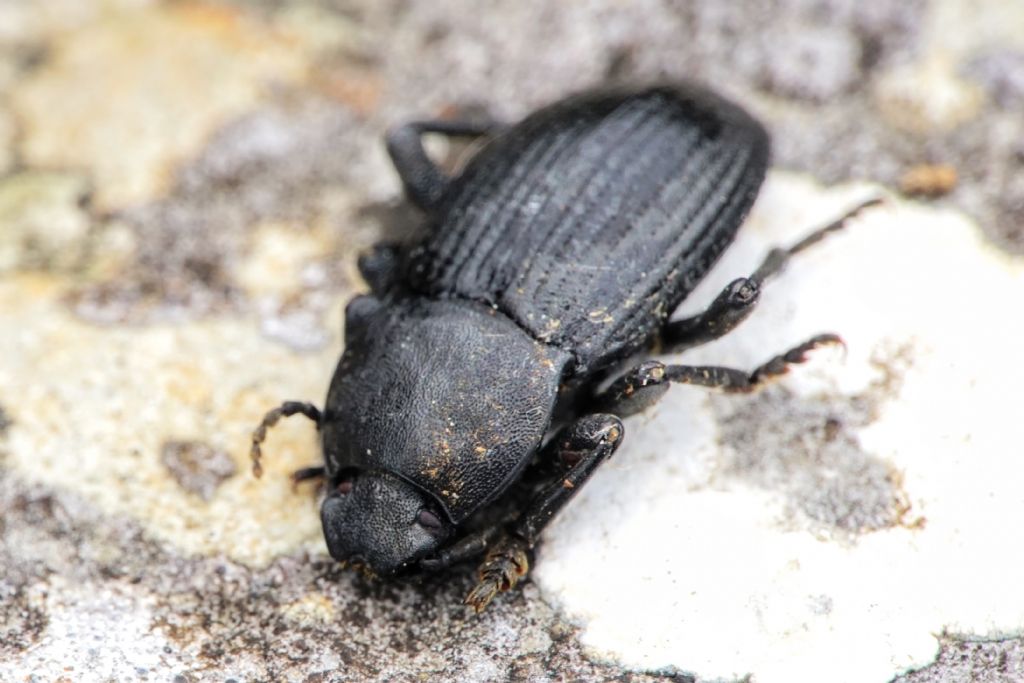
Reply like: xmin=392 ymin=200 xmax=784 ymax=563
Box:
xmin=1 ymin=1 xmax=1023 ymax=682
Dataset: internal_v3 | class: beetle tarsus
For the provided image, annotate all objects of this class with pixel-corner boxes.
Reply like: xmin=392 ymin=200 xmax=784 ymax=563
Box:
xmin=250 ymin=401 xmax=322 ymax=479
xmin=465 ymin=536 xmax=531 ymax=613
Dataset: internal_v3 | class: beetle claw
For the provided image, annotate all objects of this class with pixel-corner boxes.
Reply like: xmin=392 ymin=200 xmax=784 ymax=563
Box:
xmin=465 ymin=537 xmax=530 ymax=613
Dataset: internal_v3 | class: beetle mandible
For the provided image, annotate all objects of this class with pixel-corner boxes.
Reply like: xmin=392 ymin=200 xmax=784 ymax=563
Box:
xmin=251 ymin=83 xmax=881 ymax=612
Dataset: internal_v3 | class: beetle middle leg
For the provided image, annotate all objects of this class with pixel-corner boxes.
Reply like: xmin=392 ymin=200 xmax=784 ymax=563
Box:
xmin=462 ymin=413 xmax=624 ymax=612
xmin=595 ymin=334 xmax=843 ymax=415
xmin=662 ymin=197 xmax=882 ymax=353
xmin=250 ymin=401 xmax=322 ymax=478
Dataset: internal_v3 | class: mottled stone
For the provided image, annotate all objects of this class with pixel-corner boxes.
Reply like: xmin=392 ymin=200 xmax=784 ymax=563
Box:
xmin=10 ymin=3 xmax=308 ymax=209
xmin=965 ymin=50 xmax=1024 ymax=107
xmin=757 ymin=25 xmax=863 ymax=101
xmin=714 ymin=364 xmax=917 ymax=537
xmin=3 ymin=0 xmax=1024 ymax=681
xmin=160 ymin=439 xmax=238 ymax=501
xmin=895 ymin=637 xmax=1024 ymax=683
xmin=0 ymin=172 xmax=92 ymax=273
xmin=534 ymin=175 xmax=1024 ymax=682
xmin=0 ymin=109 xmax=14 ymax=174
xmin=70 ymin=96 xmax=367 ymax=325
xmin=0 ymin=472 xmax=673 ymax=681
xmin=874 ymin=59 xmax=984 ymax=134
xmin=0 ymin=271 xmax=330 ymax=566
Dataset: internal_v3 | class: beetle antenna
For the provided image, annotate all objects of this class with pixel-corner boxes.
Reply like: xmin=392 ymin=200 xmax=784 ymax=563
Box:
xmin=250 ymin=401 xmax=322 ymax=478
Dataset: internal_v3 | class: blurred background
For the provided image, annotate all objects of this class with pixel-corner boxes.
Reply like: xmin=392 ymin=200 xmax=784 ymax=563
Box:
xmin=1 ymin=1 xmax=1022 ymax=681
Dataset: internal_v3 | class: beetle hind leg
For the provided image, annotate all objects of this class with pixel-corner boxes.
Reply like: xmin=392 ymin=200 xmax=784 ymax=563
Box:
xmin=250 ymin=401 xmax=322 ymax=478
xmin=386 ymin=118 xmax=504 ymax=211
xmin=662 ymin=197 xmax=883 ymax=353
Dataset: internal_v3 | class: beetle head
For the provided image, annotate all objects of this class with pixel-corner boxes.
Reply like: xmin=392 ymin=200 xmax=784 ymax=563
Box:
xmin=320 ymin=469 xmax=452 ymax=576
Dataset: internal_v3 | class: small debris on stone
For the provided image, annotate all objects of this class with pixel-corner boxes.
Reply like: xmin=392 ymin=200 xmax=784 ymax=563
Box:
xmin=160 ymin=440 xmax=237 ymax=501
xmin=900 ymin=163 xmax=958 ymax=198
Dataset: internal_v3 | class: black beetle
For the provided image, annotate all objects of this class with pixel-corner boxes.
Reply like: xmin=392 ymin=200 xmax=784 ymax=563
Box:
xmin=251 ymin=83 xmax=880 ymax=611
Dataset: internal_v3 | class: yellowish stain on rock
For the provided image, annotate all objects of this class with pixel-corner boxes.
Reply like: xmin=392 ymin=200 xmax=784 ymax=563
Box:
xmin=10 ymin=3 xmax=309 ymax=210
xmin=0 ymin=172 xmax=92 ymax=273
xmin=235 ymin=221 xmax=336 ymax=298
xmin=874 ymin=57 xmax=984 ymax=135
xmin=0 ymin=272 xmax=346 ymax=566
xmin=280 ymin=592 xmax=337 ymax=626
xmin=872 ymin=0 xmax=1024 ymax=134
xmin=0 ymin=110 xmax=13 ymax=174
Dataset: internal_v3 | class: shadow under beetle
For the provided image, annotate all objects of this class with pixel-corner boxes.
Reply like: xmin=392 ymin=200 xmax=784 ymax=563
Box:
xmin=251 ymin=83 xmax=881 ymax=612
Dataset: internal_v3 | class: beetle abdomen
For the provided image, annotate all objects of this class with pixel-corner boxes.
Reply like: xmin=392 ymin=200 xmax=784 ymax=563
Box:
xmin=406 ymin=85 xmax=769 ymax=372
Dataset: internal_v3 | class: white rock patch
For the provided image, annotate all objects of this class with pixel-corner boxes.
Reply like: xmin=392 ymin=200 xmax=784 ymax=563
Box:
xmin=532 ymin=173 xmax=1024 ymax=682
xmin=5 ymin=579 xmax=184 ymax=681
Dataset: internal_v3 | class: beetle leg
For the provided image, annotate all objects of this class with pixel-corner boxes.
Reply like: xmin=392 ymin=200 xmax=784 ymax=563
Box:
xmin=662 ymin=197 xmax=883 ymax=353
xmin=419 ymin=525 xmax=503 ymax=573
xmin=592 ymin=360 xmax=672 ymax=416
xmin=662 ymin=333 xmax=844 ymax=392
xmin=661 ymin=276 xmax=761 ymax=353
xmin=465 ymin=414 xmax=624 ymax=612
xmin=357 ymin=244 xmax=401 ymax=294
xmin=386 ymin=119 xmax=503 ymax=211
xmin=596 ymin=334 xmax=843 ymax=415
xmin=290 ymin=466 xmax=326 ymax=490
xmin=250 ymin=401 xmax=321 ymax=479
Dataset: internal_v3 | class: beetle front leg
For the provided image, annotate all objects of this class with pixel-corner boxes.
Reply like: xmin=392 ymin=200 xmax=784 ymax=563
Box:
xmin=419 ymin=525 xmax=503 ymax=573
xmin=386 ymin=118 xmax=503 ymax=211
xmin=662 ymin=197 xmax=882 ymax=353
xmin=465 ymin=414 xmax=624 ymax=612
xmin=250 ymin=401 xmax=321 ymax=478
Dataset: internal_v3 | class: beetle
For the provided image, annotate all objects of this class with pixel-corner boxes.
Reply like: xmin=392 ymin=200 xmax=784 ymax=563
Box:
xmin=251 ymin=83 xmax=881 ymax=612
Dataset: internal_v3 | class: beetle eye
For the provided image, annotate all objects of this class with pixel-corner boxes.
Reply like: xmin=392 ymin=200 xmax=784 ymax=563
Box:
xmin=335 ymin=470 xmax=356 ymax=495
xmin=416 ymin=509 xmax=444 ymax=533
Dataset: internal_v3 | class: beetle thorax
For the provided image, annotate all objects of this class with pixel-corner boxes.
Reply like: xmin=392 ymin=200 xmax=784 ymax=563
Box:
xmin=322 ymin=298 xmax=570 ymax=521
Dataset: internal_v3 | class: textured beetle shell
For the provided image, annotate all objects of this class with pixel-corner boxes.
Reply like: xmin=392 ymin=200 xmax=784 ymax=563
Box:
xmin=323 ymin=298 xmax=570 ymax=521
xmin=325 ymin=85 xmax=770 ymax=524
xmin=407 ymin=85 xmax=770 ymax=373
